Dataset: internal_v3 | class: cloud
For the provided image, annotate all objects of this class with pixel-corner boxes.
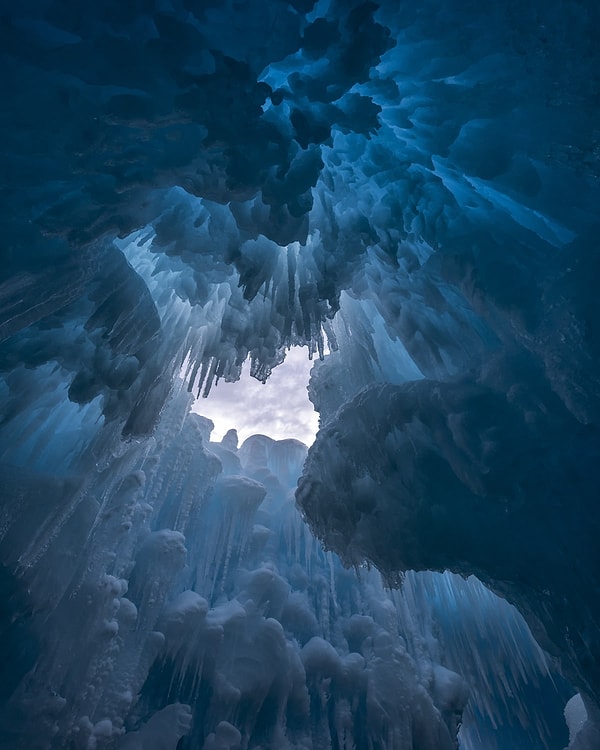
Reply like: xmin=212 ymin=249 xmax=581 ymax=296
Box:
xmin=192 ymin=346 xmax=319 ymax=445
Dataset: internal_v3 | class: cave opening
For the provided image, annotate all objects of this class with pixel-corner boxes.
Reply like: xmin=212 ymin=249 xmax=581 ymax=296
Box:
xmin=192 ymin=345 xmax=319 ymax=446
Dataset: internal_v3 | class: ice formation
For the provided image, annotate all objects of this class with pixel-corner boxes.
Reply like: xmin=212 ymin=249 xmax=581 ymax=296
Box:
xmin=0 ymin=0 xmax=599 ymax=748
xmin=0 ymin=392 xmax=574 ymax=748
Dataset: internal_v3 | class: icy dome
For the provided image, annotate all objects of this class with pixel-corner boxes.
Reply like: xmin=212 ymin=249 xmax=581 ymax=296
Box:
xmin=1 ymin=0 xmax=599 ymax=748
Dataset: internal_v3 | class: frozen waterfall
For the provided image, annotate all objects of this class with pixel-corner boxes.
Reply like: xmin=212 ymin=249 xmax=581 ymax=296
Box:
xmin=1 ymin=0 xmax=599 ymax=748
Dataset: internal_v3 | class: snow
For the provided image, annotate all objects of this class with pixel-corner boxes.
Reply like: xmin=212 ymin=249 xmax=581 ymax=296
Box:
xmin=565 ymin=695 xmax=588 ymax=745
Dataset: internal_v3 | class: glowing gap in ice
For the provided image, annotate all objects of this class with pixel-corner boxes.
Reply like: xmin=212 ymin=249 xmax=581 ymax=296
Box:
xmin=192 ymin=346 xmax=319 ymax=445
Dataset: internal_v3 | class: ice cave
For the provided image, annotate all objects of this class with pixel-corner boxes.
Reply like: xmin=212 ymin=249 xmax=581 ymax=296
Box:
xmin=0 ymin=0 xmax=599 ymax=748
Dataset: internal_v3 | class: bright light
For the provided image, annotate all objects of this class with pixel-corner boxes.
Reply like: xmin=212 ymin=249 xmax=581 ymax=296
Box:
xmin=192 ymin=347 xmax=319 ymax=446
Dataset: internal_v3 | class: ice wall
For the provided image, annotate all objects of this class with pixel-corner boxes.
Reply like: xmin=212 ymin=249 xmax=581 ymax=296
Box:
xmin=1 ymin=0 xmax=599 ymax=746
xmin=0 ymin=388 xmax=573 ymax=748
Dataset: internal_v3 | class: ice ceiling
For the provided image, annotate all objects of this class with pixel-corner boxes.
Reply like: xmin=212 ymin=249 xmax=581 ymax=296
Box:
xmin=1 ymin=0 xmax=599 ymax=748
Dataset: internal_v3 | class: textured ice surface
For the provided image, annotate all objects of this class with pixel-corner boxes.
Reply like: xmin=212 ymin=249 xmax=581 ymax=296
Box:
xmin=0 ymin=390 xmax=573 ymax=747
xmin=1 ymin=0 xmax=599 ymax=746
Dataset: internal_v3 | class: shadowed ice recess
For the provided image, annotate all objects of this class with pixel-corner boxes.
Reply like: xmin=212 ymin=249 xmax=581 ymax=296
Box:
xmin=0 ymin=0 xmax=599 ymax=748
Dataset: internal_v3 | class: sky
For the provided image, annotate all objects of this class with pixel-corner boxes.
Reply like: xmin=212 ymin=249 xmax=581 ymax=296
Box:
xmin=191 ymin=346 xmax=320 ymax=446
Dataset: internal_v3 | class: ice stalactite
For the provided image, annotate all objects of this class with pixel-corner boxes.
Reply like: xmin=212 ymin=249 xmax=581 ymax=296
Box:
xmin=0 ymin=387 xmax=573 ymax=749
xmin=1 ymin=0 xmax=599 ymax=747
